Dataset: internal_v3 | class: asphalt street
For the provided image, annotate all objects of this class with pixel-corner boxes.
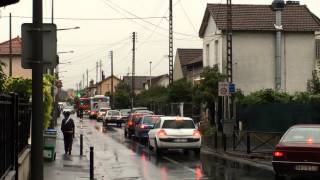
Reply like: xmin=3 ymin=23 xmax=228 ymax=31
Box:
xmin=79 ymin=116 xmax=276 ymax=180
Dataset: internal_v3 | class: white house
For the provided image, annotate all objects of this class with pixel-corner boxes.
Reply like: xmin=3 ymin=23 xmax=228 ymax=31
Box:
xmin=199 ymin=1 xmax=320 ymax=94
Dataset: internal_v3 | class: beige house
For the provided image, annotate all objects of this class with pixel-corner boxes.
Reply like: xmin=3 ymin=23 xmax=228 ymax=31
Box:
xmin=173 ymin=48 xmax=203 ymax=83
xmin=0 ymin=36 xmax=32 ymax=79
xmin=143 ymin=74 xmax=169 ymax=90
xmin=96 ymin=75 xmax=121 ymax=95
xmin=199 ymin=2 xmax=320 ymax=94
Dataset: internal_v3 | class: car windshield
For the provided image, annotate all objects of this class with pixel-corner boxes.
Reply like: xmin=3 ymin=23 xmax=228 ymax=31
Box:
xmin=99 ymin=109 xmax=108 ymax=112
xmin=109 ymin=111 xmax=120 ymax=116
xmin=142 ymin=116 xmax=160 ymax=125
xmin=281 ymin=127 xmax=320 ymax=143
xmin=135 ymin=110 xmax=153 ymax=115
xmin=162 ymin=120 xmax=195 ymax=129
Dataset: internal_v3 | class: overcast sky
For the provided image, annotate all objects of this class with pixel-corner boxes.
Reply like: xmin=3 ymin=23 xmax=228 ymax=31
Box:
xmin=0 ymin=0 xmax=319 ymax=89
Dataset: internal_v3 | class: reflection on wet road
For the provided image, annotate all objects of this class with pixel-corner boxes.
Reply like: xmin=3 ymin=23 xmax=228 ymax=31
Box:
xmin=89 ymin=120 xmax=275 ymax=180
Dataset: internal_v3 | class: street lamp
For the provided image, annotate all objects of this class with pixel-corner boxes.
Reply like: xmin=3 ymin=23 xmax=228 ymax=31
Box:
xmin=58 ymin=50 xmax=74 ymax=54
xmin=59 ymin=61 xmax=71 ymax=65
xmin=57 ymin=26 xmax=80 ymax=31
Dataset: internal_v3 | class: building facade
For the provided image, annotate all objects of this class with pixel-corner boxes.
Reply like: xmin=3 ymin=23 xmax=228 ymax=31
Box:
xmin=199 ymin=2 xmax=320 ymax=94
xmin=96 ymin=75 xmax=121 ymax=95
xmin=0 ymin=36 xmax=32 ymax=79
xmin=143 ymin=74 xmax=169 ymax=90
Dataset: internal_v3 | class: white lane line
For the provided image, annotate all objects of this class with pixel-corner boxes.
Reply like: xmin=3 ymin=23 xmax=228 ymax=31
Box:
xmin=162 ymin=156 xmax=196 ymax=173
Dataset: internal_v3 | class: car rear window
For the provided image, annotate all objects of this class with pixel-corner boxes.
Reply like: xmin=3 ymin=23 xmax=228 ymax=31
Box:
xmin=109 ymin=111 xmax=120 ymax=116
xmin=143 ymin=116 xmax=160 ymax=125
xmin=162 ymin=120 xmax=195 ymax=129
xmin=281 ymin=127 xmax=320 ymax=143
xmin=100 ymin=109 xmax=108 ymax=112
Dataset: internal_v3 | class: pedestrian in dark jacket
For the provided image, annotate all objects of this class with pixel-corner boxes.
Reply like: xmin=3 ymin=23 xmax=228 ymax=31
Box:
xmin=61 ymin=111 xmax=75 ymax=155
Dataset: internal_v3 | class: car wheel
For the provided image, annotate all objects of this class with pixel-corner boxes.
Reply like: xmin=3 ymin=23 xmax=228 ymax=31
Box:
xmin=155 ymin=139 xmax=162 ymax=156
xmin=193 ymin=148 xmax=201 ymax=155
xmin=147 ymin=139 xmax=153 ymax=150
xmin=274 ymin=174 xmax=286 ymax=180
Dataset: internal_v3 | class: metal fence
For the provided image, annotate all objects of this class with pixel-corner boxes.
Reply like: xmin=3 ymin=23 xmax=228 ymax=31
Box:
xmin=202 ymin=131 xmax=282 ymax=155
xmin=148 ymin=102 xmax=201 ymax=123
xmin=0 ymin=93 xmax=31 ymax=179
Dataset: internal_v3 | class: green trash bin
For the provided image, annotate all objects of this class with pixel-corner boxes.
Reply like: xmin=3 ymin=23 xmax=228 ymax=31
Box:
xmin=43 ymin=129 xmax=57 ymax=161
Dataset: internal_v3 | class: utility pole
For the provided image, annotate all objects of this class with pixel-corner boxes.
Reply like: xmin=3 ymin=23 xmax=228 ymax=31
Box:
xmin=168 ymin=0 xmax=174 ymax=85
xmin=31 ymin=0 xmax=44 ymax=179
xmin=149 ymin=61 xmax=152 ymax=89
xmin=86 ymin=69 xmax=89 ymax=88
xmin=99 ymin=60 xmax=102 ymax=82
xmin=110 ymin=51 xmax=114 ymax=108
xmin=9 ymin=13 xmax=12 ymax=77
xmin=131 ymin=32 xmax=136 ymax=111
xmin=82 ymin=73 xmax=85 ymax=90
xmin=96 ymin=61 xmax=98 ymax=85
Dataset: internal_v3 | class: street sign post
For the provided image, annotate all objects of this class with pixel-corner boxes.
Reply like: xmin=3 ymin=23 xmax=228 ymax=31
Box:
xmin=21 ymin=23 xmax=57 ymax=69
xmin=229 ymin=83 xmax=236 ymax=93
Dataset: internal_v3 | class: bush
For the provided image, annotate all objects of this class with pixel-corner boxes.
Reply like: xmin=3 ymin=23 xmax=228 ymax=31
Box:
xmin=239 ymin=89 xmax=291 ymax=105
xmin=199 ymin=121 xmax=216 ymax=136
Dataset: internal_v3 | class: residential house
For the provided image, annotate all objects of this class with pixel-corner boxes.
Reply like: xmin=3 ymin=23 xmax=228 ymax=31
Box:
xmin=143 ymin=74 xmax=169 ymax=90
xmin=123 ymin=76 xmax=150 ymax=94
xmin=173 ymin=48 xmax=203 ymax=84
xmin=96 ymin=75 xmax=121 ymax=95
xmin=0 ymin=36 xmax=32 ymax=79
xmin=199 ymin=2 xmax=320 ymax=94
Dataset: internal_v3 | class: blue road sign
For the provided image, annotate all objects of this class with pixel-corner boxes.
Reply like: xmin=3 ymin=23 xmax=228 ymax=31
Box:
xmin=229 ymin=83 xmax=236 ymax=93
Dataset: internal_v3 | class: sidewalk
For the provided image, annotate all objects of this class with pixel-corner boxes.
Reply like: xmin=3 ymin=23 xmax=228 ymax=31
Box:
xmin=44 ymin=116 xmax=91 ymax=180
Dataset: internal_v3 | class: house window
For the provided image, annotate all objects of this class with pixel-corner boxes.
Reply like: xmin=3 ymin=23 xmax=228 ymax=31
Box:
xmin=206 ymin=44 xmax=210 ymax=66
xmin=214 ymin=40 xmax=219 ymax=64
xmin=316 ymin=39 xmax=320 ymax=59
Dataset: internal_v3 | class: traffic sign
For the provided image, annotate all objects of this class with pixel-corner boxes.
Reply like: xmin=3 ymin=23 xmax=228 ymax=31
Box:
xmin=219 ymin=82 xmax=229 ymax=96
xmin=229 ymin=83 xmax=236 ymax=93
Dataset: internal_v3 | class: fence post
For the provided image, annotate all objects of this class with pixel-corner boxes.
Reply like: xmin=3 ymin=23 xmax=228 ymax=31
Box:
xmin=214 ymin=132 xmax=217 ymax=150
xmin=232 ymin=131 xmax=236 ymax=151
xmin=10 ymin=93 xmax=19 ymax=180
xmin=246 ymin=132 xmax=251 ymax=154
xmin=90 ymin=146 xmax=94 ymax=180
xmin=80 ymin=134 xmax=83 ymax=156
xmin=223 ymin=133 xmax=227 ymax=152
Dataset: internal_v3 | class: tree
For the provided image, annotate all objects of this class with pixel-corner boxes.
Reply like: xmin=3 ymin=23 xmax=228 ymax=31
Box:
xmin=0 ymin=60 xmax=6 ymax=92
xmin=308 ymin=70 xmax=320 ymax=94
xmin=4 ymin=77 xmax=32 ymax=99
xmin=135 ymin=86 xmax=168 ymax=106
xmin=167 ymin=78 xmax=193 ymax=102
xmin=193 ymin=65 xmax=226 ymax=123
xmin=113 ymin=81 xmax=131 ymax=109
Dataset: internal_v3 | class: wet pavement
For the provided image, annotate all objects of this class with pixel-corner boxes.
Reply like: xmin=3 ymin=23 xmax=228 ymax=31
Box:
xmin=80 ymin=117 xmax=276 ymax=180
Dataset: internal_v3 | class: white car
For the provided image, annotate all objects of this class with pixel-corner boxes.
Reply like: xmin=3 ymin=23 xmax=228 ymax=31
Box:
xmin=97 ymin=107 xmax=110 ymax=122
xmin=148 ymin=116 xmax=201 ymax=155
xmin=103 ymin=110 xmax=123 ymax=127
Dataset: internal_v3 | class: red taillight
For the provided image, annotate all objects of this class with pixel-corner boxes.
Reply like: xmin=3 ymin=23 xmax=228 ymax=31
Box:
xmin=273 ymin=151 xmax=284 ymax=157
xmin=128 ymin=121 xmax=133 ymax=126
xmin=307 ymin=137 xmax=313 ymax=144
xmin=158 ymin=129 xmax=167 ymax=138
xmin=140 ymin=124 xmax=145 ymax=129
xmin=193 ymin=130 xmax=201 ymax=138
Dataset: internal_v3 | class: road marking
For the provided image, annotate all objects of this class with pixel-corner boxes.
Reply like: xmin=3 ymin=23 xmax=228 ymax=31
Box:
xmin=162 ymin=156 xmax=196 ymax=173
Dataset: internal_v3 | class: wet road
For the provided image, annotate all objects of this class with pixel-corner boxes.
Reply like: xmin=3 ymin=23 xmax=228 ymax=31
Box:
xmin=79 ymin=117 xmax=276 ymax=180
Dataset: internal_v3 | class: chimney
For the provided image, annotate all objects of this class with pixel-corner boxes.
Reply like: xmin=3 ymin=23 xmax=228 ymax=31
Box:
xmin=272 ymin=0 xmax=285 ymax=91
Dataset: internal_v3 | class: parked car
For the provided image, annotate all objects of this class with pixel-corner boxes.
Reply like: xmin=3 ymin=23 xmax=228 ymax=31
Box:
xmin=63 ymin=106 xmax=75 ymax=114
xmin=135 ymin=115 xmax=163 ymax=142
xmin=97 ymin=107 xmax=110 ymax=122
xmin=125 ymin=111 xmax=154 ymax=138
xmin=272 ymin=125 xmax=320 ymax=179
xmin=148 ymin=116 xmax=201 ymax=156
xmin=103 ymin=110 xmax=123 ymax=127
xmin=120 ymin=109 xmax=131 ymax=122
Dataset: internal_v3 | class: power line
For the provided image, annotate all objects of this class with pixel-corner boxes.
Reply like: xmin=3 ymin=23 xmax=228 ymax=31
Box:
xmin=178 ymin=0 xmax=197 ymax=34
xmin=104 ymin=0 xmax=197 ymax=38
xmin=3 ymin=15 xmax=167 ymax=21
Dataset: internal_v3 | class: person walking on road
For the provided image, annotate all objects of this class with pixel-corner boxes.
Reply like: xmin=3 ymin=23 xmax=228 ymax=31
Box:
xmin=61 ymin=111 xmax=75 ymax=155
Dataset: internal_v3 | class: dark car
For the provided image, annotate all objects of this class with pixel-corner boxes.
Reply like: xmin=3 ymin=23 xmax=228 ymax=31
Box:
xmin=124 ymin=111 xmax=153 ymax=138
xmin=134 ymin=115 xmax=162 ymax=142
xmin=272 ymin=125 xmax=320 ymax=180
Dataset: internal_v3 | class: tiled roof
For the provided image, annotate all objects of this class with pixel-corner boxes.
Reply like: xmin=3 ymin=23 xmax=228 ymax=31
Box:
xmin=176 ymin=49 xmax=203 ymax=66
xmin=123 ymin=76 xmax=152 ymax=90
xmin=199 ymin=3 xmax=320 ymax=37
xmin=0 ymin=36 xmax=21 ymax=55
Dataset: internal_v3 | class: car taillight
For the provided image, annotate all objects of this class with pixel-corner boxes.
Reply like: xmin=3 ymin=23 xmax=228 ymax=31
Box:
xmin=273 ymin=151 xmax=284 ymax=157
xmin=158 ymin=129 xmax=167 ymax=138
xmin=193 ymin=130 xmax=201 ymax=138
xmin=128 ymin=121 xmax=133 ymax=126
xmin=140 ymin=124 xmax=145 ymax=129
